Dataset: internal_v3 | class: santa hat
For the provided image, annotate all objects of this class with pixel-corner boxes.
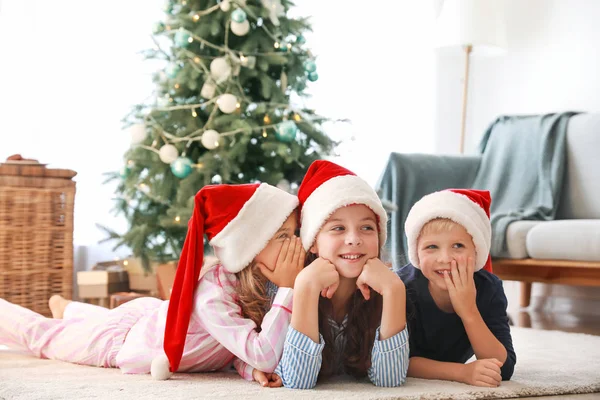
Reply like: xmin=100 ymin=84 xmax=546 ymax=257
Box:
xmin=151 ymin=183 xmax=298 ymax=380
xmin=297 ymin=160 xmax=387 ymax=250
xmin=404 ymin=189 xmax=493 ymax=272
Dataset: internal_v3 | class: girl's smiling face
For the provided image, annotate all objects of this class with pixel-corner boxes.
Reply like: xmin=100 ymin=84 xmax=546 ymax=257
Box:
xmin=310 ymin=204 xmax=380 ymax=279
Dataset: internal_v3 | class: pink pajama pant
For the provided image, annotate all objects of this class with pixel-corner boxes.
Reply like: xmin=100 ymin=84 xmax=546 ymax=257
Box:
xmin=0 ymin=297 xmax=161 ymax=368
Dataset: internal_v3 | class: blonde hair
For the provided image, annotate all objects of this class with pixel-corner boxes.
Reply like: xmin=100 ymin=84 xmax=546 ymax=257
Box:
xmin=234 ymin=263 xmax=270 ymax=330
xmin=419 ymin=218 xmax=460 ymax=238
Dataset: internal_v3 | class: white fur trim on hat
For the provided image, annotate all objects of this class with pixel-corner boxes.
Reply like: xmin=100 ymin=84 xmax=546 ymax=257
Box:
xmin=210 ymin=183 xmax=298 ymax=273
xmin=300 ymin=175 xmax=387 ymax=251
xmin=404 ymin=191 xmax=491 ymax=271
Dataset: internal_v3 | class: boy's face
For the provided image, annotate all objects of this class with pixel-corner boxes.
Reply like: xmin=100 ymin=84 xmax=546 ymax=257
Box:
xmin=416 ymin=221 xmax=476 ymax=291
xmin=253 ymin=212 xmax=298 ymax=271
xmin=311 ymin=204 xmax=379 ymax=279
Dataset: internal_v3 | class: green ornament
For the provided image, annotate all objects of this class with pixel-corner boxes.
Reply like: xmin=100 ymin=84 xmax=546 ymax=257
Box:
xmin=275 ymin=121 xmax=298 ymax=143
xmin=231 ymin=8 xmax=247 ymax=23
xmin=153 ymin=22 xmax=165 ymax=34
xmin=119 ymin=165 xmax=131 ymax=179
xmin=165 ymin=63 xmax=182 ymax=78
xmin=174 ymin=29 xmax=191 ymax=47
xmin=295 ymin=35 xmax=306 ymax=44
xmin=307 ymin=71 xmax=319 ymax=82
xmin=304 ymin=60 xmax=317 ymax=73
xmin=170 ymin=157 xmax=193 ymax=178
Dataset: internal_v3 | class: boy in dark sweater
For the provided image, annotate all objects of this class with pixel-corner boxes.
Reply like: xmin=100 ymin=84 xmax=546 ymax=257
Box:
xmin=397 ymin=189 xmax=516 ymax=387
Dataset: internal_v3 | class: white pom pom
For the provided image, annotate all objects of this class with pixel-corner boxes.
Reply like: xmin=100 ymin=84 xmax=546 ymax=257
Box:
xmin=151 ymin=353 xmax=173 ymax=380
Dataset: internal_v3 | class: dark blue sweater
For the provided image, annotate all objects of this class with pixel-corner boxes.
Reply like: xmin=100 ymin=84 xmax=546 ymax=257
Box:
xmin=397 ymin=264 xmax=516 ymax=380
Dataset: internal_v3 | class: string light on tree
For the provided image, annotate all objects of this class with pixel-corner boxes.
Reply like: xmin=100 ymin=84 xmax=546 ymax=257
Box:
xmin=201 ymin=129 xmax=220 ymax=149
xmin=159 ymin=144 xmax=179 ymax=163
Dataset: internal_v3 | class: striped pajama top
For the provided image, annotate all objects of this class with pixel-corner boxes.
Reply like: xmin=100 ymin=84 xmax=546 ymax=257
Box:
xmin=116 ymin=264 xmax=293 ymax=380
xmin=275 ymin=316 xmax=409 ymax=389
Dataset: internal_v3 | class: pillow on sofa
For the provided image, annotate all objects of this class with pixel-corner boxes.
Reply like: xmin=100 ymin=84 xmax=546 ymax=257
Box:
xmin=526 ymin=220 xmax=600 ymax=261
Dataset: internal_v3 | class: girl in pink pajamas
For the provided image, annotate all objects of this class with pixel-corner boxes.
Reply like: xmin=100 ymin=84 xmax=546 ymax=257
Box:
xmin=0 ymin=183 xmax=303 ymax=386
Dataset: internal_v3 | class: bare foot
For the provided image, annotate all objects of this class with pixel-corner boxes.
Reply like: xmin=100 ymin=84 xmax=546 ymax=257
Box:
xmin=48 ymin=295 xmax=71 ymax=319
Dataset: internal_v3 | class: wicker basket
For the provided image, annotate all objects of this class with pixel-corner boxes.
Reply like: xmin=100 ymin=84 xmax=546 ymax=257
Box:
xmin=0 ymin=162 xmax=76 ymax=317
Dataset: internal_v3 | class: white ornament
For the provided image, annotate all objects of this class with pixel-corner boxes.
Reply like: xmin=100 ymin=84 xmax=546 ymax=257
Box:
xmin=230 ymin=20 xmax=250 ymax=36
xmin=130 ymin=123 xmax=147 ymax=144
xmin=260 ymin=0 xmax=285 ymax=26
xmin=159 ymin=144 xmax=179 ymax=164
xmin=217 ymin=94 xmax=238 ymax=114
xmin=150 ymin=354 xmax=173 ymax=380
xmin=201 ymin=81 xmax=216 ymax=99
xmin=219 ymin=0 xmax=230 ymax=11
xmin=210 ymin=57 xmax=232 ymax=84
xmin=201 ymin=130 xmax=220 ymax=150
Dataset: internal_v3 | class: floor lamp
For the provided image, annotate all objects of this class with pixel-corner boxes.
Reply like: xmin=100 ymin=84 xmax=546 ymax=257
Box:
xmin=435 ymin=0 xmax=507 ymax=154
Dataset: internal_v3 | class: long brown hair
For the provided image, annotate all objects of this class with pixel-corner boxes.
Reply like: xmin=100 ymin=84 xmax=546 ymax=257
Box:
xmin=304 ymin=252 xmax=384 ymax=380
xmin=234 ymin=262 xmax=271 ymax=330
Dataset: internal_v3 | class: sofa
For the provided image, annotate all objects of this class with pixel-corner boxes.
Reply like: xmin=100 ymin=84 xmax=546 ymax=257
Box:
xmin=377 ymin=113 xmax=600 ymax=307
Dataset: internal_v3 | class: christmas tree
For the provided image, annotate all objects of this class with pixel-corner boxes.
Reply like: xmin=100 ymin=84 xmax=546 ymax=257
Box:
xmin=102 ymin=0 xmax=336 ymax=269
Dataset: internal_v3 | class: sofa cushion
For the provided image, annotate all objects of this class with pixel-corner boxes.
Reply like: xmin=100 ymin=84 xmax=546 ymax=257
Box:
xmin=505 ymin=221 xmax=542 ymax=259
xmin=556 ymin=114 xmax=600 ymax=219
xmin=526 ymin=220 xmax=600 ymax=261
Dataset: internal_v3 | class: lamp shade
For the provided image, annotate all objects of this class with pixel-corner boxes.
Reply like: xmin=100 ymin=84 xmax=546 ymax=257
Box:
xmin=435 ymin=0 xmax=507 ymax=56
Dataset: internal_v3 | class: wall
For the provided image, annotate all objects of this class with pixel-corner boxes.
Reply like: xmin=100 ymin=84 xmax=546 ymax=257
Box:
xmin=434 ymin=0 xmax=600 ymax=315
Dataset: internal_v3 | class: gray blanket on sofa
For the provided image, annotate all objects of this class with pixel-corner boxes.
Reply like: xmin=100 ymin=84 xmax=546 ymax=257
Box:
xmin=472 ymin=112 xmax=579 ymax=257
xmin=376 ymin=112 xmax=579 ymax=265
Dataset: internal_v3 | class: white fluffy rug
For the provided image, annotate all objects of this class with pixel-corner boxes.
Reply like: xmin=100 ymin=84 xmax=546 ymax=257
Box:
xmin=0 ymin=327 xmax=599 ymax=400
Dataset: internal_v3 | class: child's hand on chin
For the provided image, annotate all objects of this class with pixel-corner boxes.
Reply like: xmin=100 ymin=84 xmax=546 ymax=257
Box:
xmin=356 ymin=258 xmax=404 ymax=300
xmin=296 ymin=257 xmax=339 ymax=298
xmin=443 ymin=257 xmax=478 ymax=320
xmin=252 ymin=369 xmax=283 ymax=388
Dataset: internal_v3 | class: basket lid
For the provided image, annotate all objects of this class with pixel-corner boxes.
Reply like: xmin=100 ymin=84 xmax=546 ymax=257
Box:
xmin=0 ymin=160 xmax=77 ymax=179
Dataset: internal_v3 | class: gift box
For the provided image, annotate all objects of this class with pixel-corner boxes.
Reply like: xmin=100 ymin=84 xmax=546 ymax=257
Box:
xmin=77 ymin=261 xmax=129 ymax=305
xmin=121 ymin=257 xmax=159 ymax=295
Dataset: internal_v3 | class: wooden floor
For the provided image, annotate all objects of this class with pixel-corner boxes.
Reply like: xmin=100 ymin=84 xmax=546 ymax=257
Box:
xmin=508 ymin=309 xmax=600 ymax=336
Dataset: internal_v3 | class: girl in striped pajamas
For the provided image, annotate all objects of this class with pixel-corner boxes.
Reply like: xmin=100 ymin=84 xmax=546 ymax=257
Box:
xmin=274 ymin=160 xmax=410 ymax=389
xmin=0 ymin=183 xmax=304 ymax=387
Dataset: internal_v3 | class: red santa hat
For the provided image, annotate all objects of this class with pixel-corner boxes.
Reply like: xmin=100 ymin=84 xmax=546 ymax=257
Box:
xmin=151 ymin=183 xmax=298 ymax=380
xmin=404 ymin=188 xmax=493 ymax=272
xmin=297 ymin=160 xmax=387 ymax=250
